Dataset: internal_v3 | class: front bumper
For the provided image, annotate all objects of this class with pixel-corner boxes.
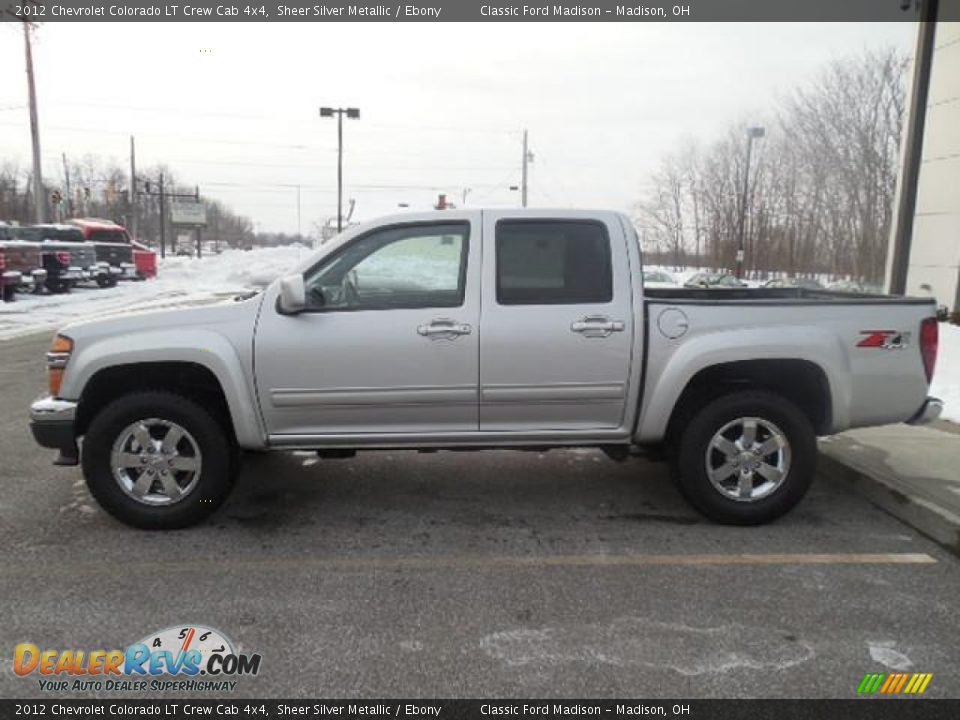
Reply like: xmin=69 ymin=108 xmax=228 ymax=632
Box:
xmin=60 ymin=266 xmax=85 ymax=281
xmin=907 ymin=397 xmax=943 ymax=426
xmin=29 ymin=396 xmax=79 ymax=466
xmin=10 ymin=269 xmax=46 ymax=291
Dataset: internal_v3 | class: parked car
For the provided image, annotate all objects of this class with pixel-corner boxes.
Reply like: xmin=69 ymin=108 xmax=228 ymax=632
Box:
xmin=684 ymin=272 xmax=748 ymax=289
xmin=29 ymin=209 xmax=941 ymax=530
xmin=827 ymin=280 xmax=884 ymax=295
xmin=67 ymin=218 xmax=157 ymax=282
xmin=642 ymin=270 xmax=677 ymax=288
xmin=763 ymin=277 xmax=825 ymax=290
xmin=12 ymin=224 xmax=100 ymax=293
xmin=0 ymin=233 xmax=46 ymax=301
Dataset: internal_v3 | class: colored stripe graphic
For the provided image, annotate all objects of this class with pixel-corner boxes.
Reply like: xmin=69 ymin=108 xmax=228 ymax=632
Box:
xmin=858 ymin=672 xmax=933 ymax=695
xmin=858 ymin=673 xmax=885 ymax=693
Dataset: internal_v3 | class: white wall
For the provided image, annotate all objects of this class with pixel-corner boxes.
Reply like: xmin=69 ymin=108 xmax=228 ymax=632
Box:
xmin=888 ymin=13 xmax=960 ymax=311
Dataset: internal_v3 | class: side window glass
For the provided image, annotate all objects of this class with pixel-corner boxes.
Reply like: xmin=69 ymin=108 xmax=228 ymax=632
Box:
xmin=496 ymin=220 xmax=612 ymax=305
xmin=303 ymin=222 xmax=469 ymax=311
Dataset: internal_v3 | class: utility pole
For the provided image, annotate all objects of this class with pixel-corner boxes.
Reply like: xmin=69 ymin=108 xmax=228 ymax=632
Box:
xmin=129 ymin=136 xmax=137 ymax=239
xmin=158 ymin=173 xmax=166 ymax=258
xmin=735 ymin=126 xmax=765 ymax=280
xmin=62 ymin=153 xmax=72 ymax=217
xmin=195 ymin=185 xmax=202 ymax=259
xmin=320 ymin=106 xmax=360 ymax=233
xmin=22 ymin=16 xmax=44 ymax=223
xmin=888 ymin=0 xmax=939 ymax=295
xmin=521 ymin=129 xmax=534 ymax=208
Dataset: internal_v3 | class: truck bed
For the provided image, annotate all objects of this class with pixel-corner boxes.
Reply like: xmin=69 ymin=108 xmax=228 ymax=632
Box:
xmin=644 ymin=287 xmax=936 ymax=305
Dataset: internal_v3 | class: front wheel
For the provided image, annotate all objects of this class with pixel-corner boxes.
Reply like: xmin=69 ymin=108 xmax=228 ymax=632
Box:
xmin=675 ymin=390 xmax=816 ymax=525
xmin=82 ymin=391 xmax=237 ymax=529
xmin=96 ymin=275 xmax=118 ymax=288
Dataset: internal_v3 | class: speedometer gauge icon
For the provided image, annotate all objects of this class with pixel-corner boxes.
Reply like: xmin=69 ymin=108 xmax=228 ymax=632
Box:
xmin=136 ymin=624 xmax=235 ymax=668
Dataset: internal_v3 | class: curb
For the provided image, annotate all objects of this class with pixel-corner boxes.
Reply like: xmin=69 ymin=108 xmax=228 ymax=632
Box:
xmin=818 ymin=449 xmax=960 ymax=557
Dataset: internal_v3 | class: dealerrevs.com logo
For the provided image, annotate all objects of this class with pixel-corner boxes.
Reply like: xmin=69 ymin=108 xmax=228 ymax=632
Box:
xmin=14 ymin=625 xmax=262 ymax=693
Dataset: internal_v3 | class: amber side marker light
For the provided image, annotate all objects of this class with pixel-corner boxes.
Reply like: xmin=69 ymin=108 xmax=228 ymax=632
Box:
xmin=46 ymin=334 xmax=73 ymax=396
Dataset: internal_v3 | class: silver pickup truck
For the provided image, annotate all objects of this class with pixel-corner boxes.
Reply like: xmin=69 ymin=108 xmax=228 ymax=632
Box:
xmin=28 ymin=210 xmax=942 ymax=529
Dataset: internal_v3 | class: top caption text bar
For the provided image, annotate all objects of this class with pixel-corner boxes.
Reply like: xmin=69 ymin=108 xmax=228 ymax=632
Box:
xmin=0 ymin=0 xmax=947 ymax=22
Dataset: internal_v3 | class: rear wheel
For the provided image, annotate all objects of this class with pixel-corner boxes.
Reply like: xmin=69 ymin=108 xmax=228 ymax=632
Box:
xmin=675 ymin=390 xmax=816 ymax=525
xmin=82 ymin=391 xmax=237 ymax=529
xmin=45 ymin=278 xmax=71 ymax=294
xmin=96 ymin=275 xmax=118 ymax=288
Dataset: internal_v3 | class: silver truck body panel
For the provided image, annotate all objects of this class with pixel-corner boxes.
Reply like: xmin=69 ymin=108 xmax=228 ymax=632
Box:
xmin=57 ymin=298 xmax=266 ymax=447
xmin=477 ymin=209 xmax=640 ymax=434
xmin=254 ymin=213 xmax=483 ymax=436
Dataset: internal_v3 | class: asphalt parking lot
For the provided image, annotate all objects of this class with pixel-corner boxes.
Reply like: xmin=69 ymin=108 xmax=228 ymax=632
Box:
xmin=1 ymin=331 xmax=959 ymax=699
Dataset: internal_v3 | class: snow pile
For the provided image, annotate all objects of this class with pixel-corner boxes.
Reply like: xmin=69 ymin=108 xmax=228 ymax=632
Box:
xmin=0 ymin=245 xmax=308 ymax=341
xmin=931 ymin=322 xmax=960 ymax=424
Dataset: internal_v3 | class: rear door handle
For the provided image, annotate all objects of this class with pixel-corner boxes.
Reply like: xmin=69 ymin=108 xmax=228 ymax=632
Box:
xmin=571 ymin=315 xmax=625 ymax=338
xmin=417 ymin=318 xmax=472 ymax=340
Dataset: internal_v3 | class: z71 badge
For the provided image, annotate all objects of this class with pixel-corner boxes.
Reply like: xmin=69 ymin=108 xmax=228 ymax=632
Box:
xmin=857 ymin=330 xmax=911 ymax=349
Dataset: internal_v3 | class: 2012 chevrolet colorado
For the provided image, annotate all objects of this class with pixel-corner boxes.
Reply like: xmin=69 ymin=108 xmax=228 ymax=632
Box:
xmin=28 ymin=210 xmax=942 ymax=529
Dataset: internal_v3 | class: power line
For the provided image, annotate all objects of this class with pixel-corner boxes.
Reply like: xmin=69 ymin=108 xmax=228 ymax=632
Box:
xmin=35 ymin=101 xmax=519 ymax=135
xmin=202 ymin=180 xmax=513 ymax=192
xmin=0 ymin=120 xmax=337 ymax=152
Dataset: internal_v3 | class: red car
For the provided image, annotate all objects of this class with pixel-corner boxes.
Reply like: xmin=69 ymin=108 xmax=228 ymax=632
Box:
xmin=67 ymin=218 xmax=157 ymax=279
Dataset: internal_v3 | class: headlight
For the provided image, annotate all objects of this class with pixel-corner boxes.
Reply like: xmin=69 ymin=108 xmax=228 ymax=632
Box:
xmin=46 ymin=334 xmax=73 ymax=396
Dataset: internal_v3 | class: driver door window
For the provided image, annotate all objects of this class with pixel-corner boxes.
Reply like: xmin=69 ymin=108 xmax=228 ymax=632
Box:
xmin=304 ymin=222 xmax=469 ymax=311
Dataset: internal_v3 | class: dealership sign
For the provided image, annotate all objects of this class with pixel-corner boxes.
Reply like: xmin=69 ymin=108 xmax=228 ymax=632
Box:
xmin=170 ymin=200 xmax=207 ymax=227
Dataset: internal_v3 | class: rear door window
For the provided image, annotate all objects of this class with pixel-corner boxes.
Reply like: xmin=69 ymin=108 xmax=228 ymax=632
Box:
xmin=495 ymin=220 xmax=612 ymax=305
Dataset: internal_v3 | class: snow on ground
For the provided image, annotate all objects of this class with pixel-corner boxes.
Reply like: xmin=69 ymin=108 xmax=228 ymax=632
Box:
xmin=930 ymin=322 xmax=960 ymax=423
xmin=0 ymin=245 xmax=307 ymax=341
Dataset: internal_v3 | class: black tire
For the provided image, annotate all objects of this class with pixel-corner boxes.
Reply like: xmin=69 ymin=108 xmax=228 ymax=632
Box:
xmin=675 ymin=390 xmax=816 ymax=525
xmin=2 ymin=284 xmax=15 ymax=302
xmin=96 ymin=275 xmax=118 ymax=288
xmin=81 ymin=391 xmax=237 ymax=529
xmin=45 ymin=278 xmax=71 ymax=294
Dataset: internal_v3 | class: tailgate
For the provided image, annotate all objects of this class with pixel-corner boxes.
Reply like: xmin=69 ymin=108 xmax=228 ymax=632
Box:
xmin=67 ymin=243 xmax=97 ymax=269
xmin=93 ymin=242 xmax=133 ymax=266
xmin=0 ymin=242 xmax=42 ymax=272
xmin=44 ymin=241 xmax=97 ymax=269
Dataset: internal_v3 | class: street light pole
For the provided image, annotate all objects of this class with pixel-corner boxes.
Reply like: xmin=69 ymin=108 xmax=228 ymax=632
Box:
xmin=320 ymin=106 xmax=360 ymax=233
xmin=521 ymin=129 xmax=533 ymax=208
xmin=22 ymin=20 xmax=44 ymax=223
xmin=735 ymin=126 xmax=765 ymax=280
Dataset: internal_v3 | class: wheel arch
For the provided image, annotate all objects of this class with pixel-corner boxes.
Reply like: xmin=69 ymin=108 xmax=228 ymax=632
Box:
xmin=75 ymin=362 xmax=236 ymax=441
xmin=662 ymin=358 xmax=833 ymax=447
xmin=62 ymin=329 xmax=265 ymax=448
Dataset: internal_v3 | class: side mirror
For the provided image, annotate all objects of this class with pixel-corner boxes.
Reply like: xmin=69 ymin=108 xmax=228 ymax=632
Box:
xmin=277 ymin=274 xmax=306 ymax=315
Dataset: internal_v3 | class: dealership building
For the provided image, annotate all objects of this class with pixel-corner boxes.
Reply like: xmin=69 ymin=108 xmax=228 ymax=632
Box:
xmin=886 ymin=7 xmax=960 ymax=313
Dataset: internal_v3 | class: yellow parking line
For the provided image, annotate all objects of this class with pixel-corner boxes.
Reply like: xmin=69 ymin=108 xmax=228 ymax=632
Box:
xmin=0 ymin=552 xmax=936 ymax=579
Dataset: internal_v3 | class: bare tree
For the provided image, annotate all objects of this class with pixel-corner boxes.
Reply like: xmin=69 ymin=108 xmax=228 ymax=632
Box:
xmin=634 ymin=47 xmax=906 ymax=284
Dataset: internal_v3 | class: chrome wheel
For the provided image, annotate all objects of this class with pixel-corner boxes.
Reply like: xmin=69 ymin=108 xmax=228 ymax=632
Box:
xmin=110 ymin=418 xmax=202 ymax=506
xmin=705 ymin=417 xmax=791 ymax=502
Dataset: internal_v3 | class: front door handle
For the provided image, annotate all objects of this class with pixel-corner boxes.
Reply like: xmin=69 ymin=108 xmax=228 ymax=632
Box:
xmin=417 ymin=318 xmax=472 ymax=340
xmin=571 ymin=315 xmax=625 ymax=338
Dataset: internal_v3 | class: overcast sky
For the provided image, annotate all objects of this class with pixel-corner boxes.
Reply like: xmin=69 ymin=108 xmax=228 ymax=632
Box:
xmin=0 ymin=21 xmax=915 ymax=235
